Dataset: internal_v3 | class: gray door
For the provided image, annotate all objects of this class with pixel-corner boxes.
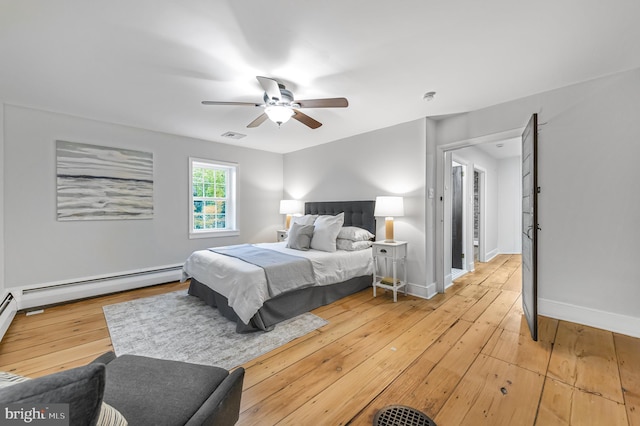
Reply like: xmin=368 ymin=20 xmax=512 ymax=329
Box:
xmin=522 ymin=113 xmax=539 ymax=341
xmin=451 ymin=165 xmax=463 ymax=269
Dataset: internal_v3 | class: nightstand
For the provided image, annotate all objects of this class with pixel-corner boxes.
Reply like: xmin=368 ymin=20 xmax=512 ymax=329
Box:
xmin=372 ymin=241 xmax=408 ymax=302
xmin=276 ymin=229 xmax=288 ymax=242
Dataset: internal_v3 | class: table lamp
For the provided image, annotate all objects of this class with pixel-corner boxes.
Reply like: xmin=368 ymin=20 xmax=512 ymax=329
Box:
xmin=374 ymin=196 xmax=404 ymax=242
xmin=279 ymin=200 xmax=303 ymax=230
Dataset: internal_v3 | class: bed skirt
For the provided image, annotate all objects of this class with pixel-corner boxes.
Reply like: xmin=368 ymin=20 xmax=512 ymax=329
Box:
xmin=188 ymin=275 xmax=373 ymax=333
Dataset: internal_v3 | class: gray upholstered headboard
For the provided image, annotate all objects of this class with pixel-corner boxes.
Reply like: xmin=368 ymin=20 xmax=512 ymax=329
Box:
xmin=305 ymin=200 xmax=376 ymax=235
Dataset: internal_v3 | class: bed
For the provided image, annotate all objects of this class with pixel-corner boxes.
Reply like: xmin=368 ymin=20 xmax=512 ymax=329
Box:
xmin=182 ymin=200 xmax=376 ymax=332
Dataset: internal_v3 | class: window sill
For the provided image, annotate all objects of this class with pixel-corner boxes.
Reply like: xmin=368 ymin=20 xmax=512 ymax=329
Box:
xmin=189 ymin=230 xmax=240 ymax=239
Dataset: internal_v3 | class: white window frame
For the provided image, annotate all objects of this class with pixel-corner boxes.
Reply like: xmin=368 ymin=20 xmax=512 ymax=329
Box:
xmin=189 ymin=157 xmax=239 ymax=239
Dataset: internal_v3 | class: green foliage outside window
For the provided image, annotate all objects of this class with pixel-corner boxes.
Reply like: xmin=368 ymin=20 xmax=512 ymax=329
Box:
xmin=192 ymin=166 xmax=228 ymax=230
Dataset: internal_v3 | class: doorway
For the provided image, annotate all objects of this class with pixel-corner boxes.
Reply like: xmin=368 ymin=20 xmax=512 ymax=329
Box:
xmin=435 ymin=129 xmax=525 ymax=294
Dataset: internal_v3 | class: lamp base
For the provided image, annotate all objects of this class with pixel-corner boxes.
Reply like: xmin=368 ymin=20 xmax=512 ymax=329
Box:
xmin=384 ymin=217 xmax=395 ymax=242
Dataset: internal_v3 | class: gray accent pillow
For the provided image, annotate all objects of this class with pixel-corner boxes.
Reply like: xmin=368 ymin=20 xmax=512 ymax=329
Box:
xmin=286 ymin=223 xmax=315 ymax=250
xmin=0 ymin=364 xmax=105 ymax=426
xmin=0 ymin=370 xmax=127 ymax=426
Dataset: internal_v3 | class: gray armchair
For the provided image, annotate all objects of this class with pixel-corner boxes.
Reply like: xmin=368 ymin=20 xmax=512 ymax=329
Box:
xmin=0 ymin=351 xmax=244 ymax=426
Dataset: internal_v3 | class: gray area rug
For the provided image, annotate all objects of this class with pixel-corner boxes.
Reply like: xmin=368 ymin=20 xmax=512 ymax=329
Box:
xmin=103 ymin=290 xmax=327 ymax=370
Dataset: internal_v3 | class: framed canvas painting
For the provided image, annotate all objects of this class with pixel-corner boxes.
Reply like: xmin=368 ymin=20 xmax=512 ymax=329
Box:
xmin=56 ymin=140 xmax=154 ymax=220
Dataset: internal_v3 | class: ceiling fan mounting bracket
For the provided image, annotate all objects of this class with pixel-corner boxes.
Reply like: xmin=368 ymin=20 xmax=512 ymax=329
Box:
xmin=264 ymin=88 xmax=294 ymax=106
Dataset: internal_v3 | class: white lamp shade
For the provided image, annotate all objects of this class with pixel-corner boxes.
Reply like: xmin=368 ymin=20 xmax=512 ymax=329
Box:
xmin=265 ymin=106 xmax=294 ymax=124
xmin=279 ymin=199 xmax=303 ymax=215
xmin=374 ymin=196 xmax=404 ymax=217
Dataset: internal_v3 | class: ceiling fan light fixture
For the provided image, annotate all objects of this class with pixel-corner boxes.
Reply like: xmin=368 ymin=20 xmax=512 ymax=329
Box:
xmin=265 ymin=105 xmax=294 ymax=126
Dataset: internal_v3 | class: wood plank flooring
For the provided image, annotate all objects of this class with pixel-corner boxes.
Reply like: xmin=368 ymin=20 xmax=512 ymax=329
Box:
xmin=1 ymin=254 xmax=638 ymax=425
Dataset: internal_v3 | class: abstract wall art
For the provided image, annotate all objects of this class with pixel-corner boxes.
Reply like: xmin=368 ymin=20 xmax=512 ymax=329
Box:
xmin=56 ymin=140 xmax=154 ymax=220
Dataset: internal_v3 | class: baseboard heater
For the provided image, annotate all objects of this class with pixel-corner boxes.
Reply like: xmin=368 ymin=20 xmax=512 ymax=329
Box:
xmin=22 ymin=265 xmax=183 ymax=295
xmin=18 ymin=264 xmax=184 ymax=310
xmin=0 ymin=292 xmax=18 ymax=342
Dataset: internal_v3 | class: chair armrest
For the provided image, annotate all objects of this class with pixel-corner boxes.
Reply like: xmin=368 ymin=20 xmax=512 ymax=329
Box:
xmin=90 ymin=351 xmax=117 ymax=365
xmin=185 ymin=367 xmax=245 ymax=426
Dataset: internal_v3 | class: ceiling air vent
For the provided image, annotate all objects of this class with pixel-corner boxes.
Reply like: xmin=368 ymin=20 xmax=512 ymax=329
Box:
xmin=221 ymin=131 xmax=246 ymax=140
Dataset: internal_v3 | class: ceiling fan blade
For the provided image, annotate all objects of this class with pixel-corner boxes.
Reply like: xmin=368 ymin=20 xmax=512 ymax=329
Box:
xmin=247 ymin=113 xmax=269 ymax=128
xmin=292 ymin=110 xmax=322 ymax=129
xmin=256 ymin=76 xmax=283 ymax=101
xmin=296 ymin=97 xmax=349 ymax=108
xmin=202 ymin=101 xmax=262 ymax=106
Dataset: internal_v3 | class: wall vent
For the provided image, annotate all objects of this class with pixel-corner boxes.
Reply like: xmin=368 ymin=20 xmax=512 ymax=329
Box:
xmin=221 ymin=131 xmax=246 ymax=140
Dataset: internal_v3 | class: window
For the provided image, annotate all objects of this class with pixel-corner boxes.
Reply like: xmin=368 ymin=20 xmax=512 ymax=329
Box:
xmin=189 ymin=158 xmax=238 ymax=238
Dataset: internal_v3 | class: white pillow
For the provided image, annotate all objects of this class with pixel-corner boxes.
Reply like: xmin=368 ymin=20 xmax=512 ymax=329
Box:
xmin=291 ymin=214 xmax=317 ymax=226
xmin=337 ymin=226 xmax=375 ymax=241
xmin=310 ymin=212 xmax=345 ymax=252
xmin=337 ymin=239 xmax=372 ymax=251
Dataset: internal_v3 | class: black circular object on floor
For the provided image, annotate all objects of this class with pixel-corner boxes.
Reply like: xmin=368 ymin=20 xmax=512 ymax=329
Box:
xmin=373 ymin=405 xmax=437 ymax=426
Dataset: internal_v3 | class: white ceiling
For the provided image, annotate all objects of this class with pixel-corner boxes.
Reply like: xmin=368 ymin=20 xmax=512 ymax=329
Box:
xmin=475 ymin=137 xmax=522 ymax=160
xmin=1 ymin=1 xmax=639 ymax=154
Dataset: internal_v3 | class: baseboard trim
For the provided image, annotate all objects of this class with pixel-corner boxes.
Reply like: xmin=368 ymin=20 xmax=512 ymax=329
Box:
xmin=406 ymin=282 xmax=437 ymax=300
xmin=444 ymin=273 xmax=453 ymax=290
xmin=14 ymin=265 xmax=183 ymax=311
xmin=539 ymin=298 xmax=640 ymax=338
xmin=485 ymin=249 xmax=499 ymax=262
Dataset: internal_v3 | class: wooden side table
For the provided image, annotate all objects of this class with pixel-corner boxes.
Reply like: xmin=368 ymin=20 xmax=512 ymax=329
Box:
xmin=276 ymin=229 xmax=288 ymax=242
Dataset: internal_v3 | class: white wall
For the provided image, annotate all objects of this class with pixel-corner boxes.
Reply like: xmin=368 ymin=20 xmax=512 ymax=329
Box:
xmin=0 ymin=103 xmax=4 ymax=293
xmin=497 ymin=157 xmax=522 ymax=254
xmin=284 ymin=119 xmax=433 ymax=297
xmin=3 ymin=105 xmax=284 ymax=289
xmin=434 ymin=68 xmax=640 ymax=336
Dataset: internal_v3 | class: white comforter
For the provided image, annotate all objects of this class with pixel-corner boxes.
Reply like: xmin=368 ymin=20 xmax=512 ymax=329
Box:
xmin=181 ymin=242 xmax=373 ymax=324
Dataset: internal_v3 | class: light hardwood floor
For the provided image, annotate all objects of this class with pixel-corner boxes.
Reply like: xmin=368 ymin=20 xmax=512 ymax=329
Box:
xmin=1 ymin=254 xmax=638 ymax=425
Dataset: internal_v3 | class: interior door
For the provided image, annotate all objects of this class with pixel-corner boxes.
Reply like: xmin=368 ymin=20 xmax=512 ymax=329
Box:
xmin=522 ymin=113 xmax=539 ymax=341
xmin=451 ymin=165 xmax=463 ymax=269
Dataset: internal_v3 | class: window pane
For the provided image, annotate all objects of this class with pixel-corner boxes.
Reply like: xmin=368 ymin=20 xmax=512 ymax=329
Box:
xmin=193 ymin=200 xmax=203 ymax=213
xmin=204 ymin=215 xmax=215 ymax=229
xmin=193 ymin=184 xmax=203 ymax=197
xmin=204 ymin=183 xmax=215 ymax=197
xmin=203 ymin=201 xmax=218 ymax=214
xmin=193 ymin=214 xmax=204 ymax=229
xmin=215 ymin=215 xmax=225 ymax=228
xmin=193 ymin=168 xmax=204 ymax=183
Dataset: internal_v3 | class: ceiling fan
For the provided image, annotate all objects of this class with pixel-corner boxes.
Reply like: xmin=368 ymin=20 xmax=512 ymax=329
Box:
xmin=202 ymin=76 xmax=348 ymax=129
